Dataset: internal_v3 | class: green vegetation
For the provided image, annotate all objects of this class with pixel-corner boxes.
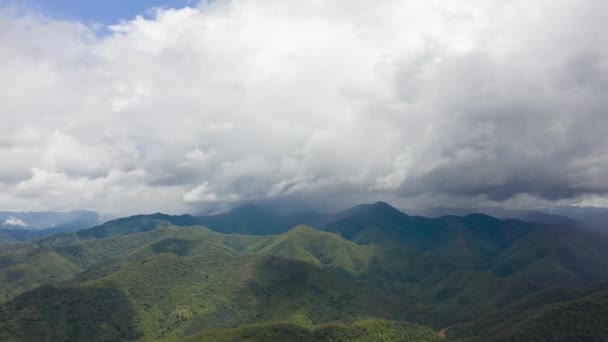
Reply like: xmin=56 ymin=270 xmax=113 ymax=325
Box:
xmin=449 ymin=282 xmax=608 ymax=341
xmin=1 ymin=202 xmax=608 ymax=341
xmin=182 ymin=320 xmax=442 ymax=342
xmin=0 ymin=285 xmax=141 ymax=342
xmin=0 ymin=229 xmax=35 ymax=245
xmin=323 ymin=203 xmax=608 ymax=287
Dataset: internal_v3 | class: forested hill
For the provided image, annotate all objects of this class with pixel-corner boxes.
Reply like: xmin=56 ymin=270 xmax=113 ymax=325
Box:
xmin=1 ymin=202 xmax=608 ymax=341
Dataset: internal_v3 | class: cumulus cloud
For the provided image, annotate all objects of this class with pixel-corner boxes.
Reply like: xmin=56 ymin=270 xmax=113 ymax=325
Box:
xmin=3 ymin=217 xmax=28 ymax=227
xmin=0 ymin=0 xmax=607 ymax=214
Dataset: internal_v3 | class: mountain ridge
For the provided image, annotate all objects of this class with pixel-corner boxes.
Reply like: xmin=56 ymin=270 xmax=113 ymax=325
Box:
xmin=1 ymin=202 xmax=608 ymax=341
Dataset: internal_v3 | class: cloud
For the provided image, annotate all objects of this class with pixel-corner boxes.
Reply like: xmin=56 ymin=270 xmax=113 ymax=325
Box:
xmin=183 ymin=181 xmax=240 ymax=203
xmin=3 ymin=217 xmax=28 ymax=227
xmin=0 ymin=0 xmax=607 ymax=214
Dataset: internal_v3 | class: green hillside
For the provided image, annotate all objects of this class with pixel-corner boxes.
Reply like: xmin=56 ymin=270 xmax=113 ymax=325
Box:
xmin=0 ymin=284 xmax=141 ymax=342
xmin=0 ymin=220 xmax=538 ymax=340
xmin=489 ymin=227 xmax=608 ymax=287
xmin=254 ymin=225 xmax=376 ymax=273
xmin=1 ymin=203 xmax=608 ymax=341
xmin=0 ymin=223 xmax=191 ymax=302
xmin=182 ymin=320 xmax=443 ymax=342
xmin=0 ymin=225 xmax=451 ymax=340
xmin=0 ymin=229 xmax=35 ymax=246
xmin=449 ymin=282 xmax=608 ymax=341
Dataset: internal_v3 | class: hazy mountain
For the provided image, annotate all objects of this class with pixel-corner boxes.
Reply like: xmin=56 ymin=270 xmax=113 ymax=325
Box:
xmin=195 ymin=204 xmax=342 ymax=235
xmin=414 ymin=205 xmax=608 ymax=233
xmin=412 ymin=207 xmax=582 ymax=226
xmin=322 ymin=202 xmax=608 ymax=287
xmin=0 ymin=211 xmax=106 ymax=246
xmin=0 ymin=211 xmax=104 ymax=231
xmin=540 ymin=206 xmax=608 ymax=231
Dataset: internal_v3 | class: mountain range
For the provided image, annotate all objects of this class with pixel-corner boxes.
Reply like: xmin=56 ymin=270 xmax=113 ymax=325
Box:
xmin=0 ymin=211 xmax=105 ymax=246
xmin=1 ymin=202 xmax=607 ymax=341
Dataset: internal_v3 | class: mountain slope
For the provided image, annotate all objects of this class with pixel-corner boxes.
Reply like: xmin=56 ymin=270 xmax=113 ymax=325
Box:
xmin=184 ymin=320 xmax=443 ymax=342
xmin=0 ymin=228 xmax=450 ymax=340
xmin=449 ymin=282 xmax=608 ymax=342
xmin=253 ymin=225 xmax=375 ymax=274
xmin=322 ymin=203 xmax=535 ymax=267
xmin=0 ymin=228 xmax=40 ymax=245
xmin=195 ymin=204 xmax=344 ymax=235
xmin=2 ymin=203 xmax=608 ymax=341
xmin=0 ymin=285 xmax=141 ymax=342
xmin=0 ymin=219 xmax=543 ymax=340
xmin=490 ymin=226 xmax=608 ymax=287
xmin=322 ymin=202 xmax=608 ymax=287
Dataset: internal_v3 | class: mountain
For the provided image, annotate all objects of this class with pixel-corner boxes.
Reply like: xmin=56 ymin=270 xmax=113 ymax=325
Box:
xmin=540 ymin=206 xmax=608 ymax=231
xmin=195 ymin=204 xmax=340 ymax=235
xmin=0 ymin=285 xmax=140 ymax=342
xmin=1 ymin=202 xmax=608 ymax=341
xmin=449 ymin=282 xmax=608 ymax=341
xmin=0 ymin=211 xmax=105 ymax=245
xmin=0 ymin=218 xmax=544 ymax=340
xmin=0 ymin=223 xmax=460 ymax=340
xmin=166 ymin=202 xmax=382 ymax=236
xmin=196 ymin=204 xmax=290 ymax=235
xmin=0 ymin=211 xmax=104 ymax=231
xmin=0 ymin=228 xmax=42 ymax=245
xmin=184 ymin=320 xmax=443 ymax=342
xmin=413 ymin=207 xmax=583 ymax=226
xmin=322 ymin=202 xmax=608 ymax=287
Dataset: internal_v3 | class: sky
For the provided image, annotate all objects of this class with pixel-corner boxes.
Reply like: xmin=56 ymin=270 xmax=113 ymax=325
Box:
xmin=0 ymin=0 xmax=607 ymax=215
xmin=0 ymin=0 xmax=197 ymax=25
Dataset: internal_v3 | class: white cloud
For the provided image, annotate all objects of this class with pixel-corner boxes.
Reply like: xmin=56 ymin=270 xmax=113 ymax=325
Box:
xmin=183 ymin=182 xmax=218 ymax=202
xmin=183 ymin=181 xmax=239 ymax=203
xmin=3 ymin=217 xmax=28 ymax=227
xmin=0 ymin=0 xmax=607 ymax=214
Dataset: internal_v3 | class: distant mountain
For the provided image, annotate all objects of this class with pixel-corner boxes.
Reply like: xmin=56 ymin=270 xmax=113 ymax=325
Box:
xmin=322 ymin=202 xmax=608 ymax=287
xmin=413 ymin=207 xmax=582 ymax=226
xmin=415 ymin=205 xmax=608 ymax=232
xmin=195 ymin=204 xmax=340 ymax=235
xmin=95 ymin=204 xmax=345 ymax=236
xmin=0 ymin=210 xmax=104 ymax=231
xmin=0 ymin=211 xmax=106 ymax=245
xmin=0 ymin=228 xmax=41 ymax=245
xmin=191 ymin=201 xmax=406 ymax=235
xmin=541 ymin=206 xmax=608 ymax=231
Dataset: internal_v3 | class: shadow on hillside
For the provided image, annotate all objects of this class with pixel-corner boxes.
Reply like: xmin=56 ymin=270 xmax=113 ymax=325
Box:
xmin=0 ymin=284 xmax=142 ymax=342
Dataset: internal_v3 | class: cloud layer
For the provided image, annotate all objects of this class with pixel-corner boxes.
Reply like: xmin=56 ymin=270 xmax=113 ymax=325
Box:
xmin=1 ymin=0 xmax=607 ymax=214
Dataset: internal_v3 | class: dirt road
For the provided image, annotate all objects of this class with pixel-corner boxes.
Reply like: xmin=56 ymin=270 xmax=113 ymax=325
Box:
xmin=438 ymin=327 xmax=450 ymax=339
